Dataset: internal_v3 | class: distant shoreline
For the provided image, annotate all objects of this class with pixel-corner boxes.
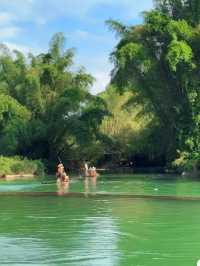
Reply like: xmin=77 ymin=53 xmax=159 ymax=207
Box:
xmin=0 ymin=174 xmax=35 ymax=181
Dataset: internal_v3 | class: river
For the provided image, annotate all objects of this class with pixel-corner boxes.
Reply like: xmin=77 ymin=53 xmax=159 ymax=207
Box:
xmin=0 ymin=174 xmax=199 ymax=265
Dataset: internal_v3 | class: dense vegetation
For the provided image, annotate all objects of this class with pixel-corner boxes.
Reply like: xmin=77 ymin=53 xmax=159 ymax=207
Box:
xmin=100 ymin=86 xmax=157 ymax=167
xmin=0 ymin=33 xmax=108 ymax=172
xmin=0 ymin=156 xmax=44 ymax=176
xmin=106 ymin=0 xmax=200 ymax=172
xmin=1 ymin=1 xmax=200 ymax=174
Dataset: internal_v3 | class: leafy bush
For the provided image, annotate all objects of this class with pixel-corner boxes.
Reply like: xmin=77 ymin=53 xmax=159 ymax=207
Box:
xmin=172 ymin=152 xmax=200 ymax=173
xmin=0 ymin=156 xmax=45 ymax=176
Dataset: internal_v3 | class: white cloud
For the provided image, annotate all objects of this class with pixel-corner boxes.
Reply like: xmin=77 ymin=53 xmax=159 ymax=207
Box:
xmin=4 ymin=41 xmax=42 ymax=55
xmin=35 ymin=17 xmax=46 ymax=26
xmin=0 ymin=0 xmax=153 ymax=22
xmin=0 ymin=27 xmax=21 ymax=39
xmin=0 ymin=12 xmax=15 ymax=25
xmin=4 ymin=42 xmax=30 ymax=54
xmin=75 ymin=54 xmax=112 ymax=94
xmin=0 ymin=0 xmax=153 ymax=94
xmin=68 ymin=30 xmax=90 ymax=41
xmin=91 ymin=71 xmax=111 ymax=94
xmin=67 ymin=30 xmax=110 ymax=44
xmin=27 ymin=0 xmax=35 ymax=4
xmin=0 ymin=11 xmax=20 ymax=40
xmin=121 ymin=1 xmax=153 ymax=21
xmin=43 ymin=0 xmax=153 ymax=19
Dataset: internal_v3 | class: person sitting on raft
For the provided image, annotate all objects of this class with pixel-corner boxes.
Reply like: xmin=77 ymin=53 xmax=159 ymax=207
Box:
xmin=56 ymin=163 xmax=69 ymax=183
xmin=88 ymin=166 xmax=98 ymax=178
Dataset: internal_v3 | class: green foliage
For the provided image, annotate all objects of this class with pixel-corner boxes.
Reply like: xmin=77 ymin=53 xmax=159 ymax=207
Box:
xmin=172 ymin=151 xmax=200 ymax=173
xmin=0 ymin=156 xmax=44 ymax=176
xmin=166 ymin=39 xmax=194 ymax=71
xmin=100 ymin=86 xmax=153 ymax=162
xmin=108 ymin=1 xmax=200 ymax=166
xmin=154 ymin=0 xmax=200 ymax=26
xmin=3 ymin=1 xmax=200 ymax=172
xmin=166 ymin=20 xmax=193 ymax=40
xmin=0 ymin=33 xmax=108 ymax=169
xmin=117 ymin=43 xmax=145 ymax=68
xmin=0 ymin=94 xmax=30 ymax=155
xmin=105 ymin=19 xmax=129 ymax=38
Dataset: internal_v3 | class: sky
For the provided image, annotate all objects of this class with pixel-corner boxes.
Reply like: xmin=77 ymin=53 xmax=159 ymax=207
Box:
xmin=0 ymin=0 xmax=153 ymax=94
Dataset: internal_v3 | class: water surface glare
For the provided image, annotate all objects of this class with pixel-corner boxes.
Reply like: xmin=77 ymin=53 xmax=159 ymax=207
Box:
xmin=0 ymin=175 xmax=200 ymax=265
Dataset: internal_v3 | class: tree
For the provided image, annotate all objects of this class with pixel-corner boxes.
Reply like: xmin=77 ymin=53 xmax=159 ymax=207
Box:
xmin=0 ymin=94 xmax=30 ymax=155
xmin=107 ymin=3 xmax=200 ymax=163
xmin=0 ymin=33 xmax=108 ymax=169
xmin=100 ymin=85 xmax=166 ymax=166
xmin=154 ymin=0 xmax=200 ymax=26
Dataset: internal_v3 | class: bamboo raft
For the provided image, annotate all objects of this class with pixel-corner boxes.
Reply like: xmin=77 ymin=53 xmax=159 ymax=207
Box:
xmin=0 ymin=174 xmax=35 ymax=181
xmin=0 ymin=191 xmax=200 ymax=201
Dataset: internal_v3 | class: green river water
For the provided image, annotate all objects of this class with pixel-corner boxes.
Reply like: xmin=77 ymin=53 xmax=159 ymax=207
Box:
xmin=0 ymin=174 xmax=200 ymax=266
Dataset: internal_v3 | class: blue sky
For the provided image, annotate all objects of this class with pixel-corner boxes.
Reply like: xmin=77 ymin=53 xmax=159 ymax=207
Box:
xmin=0 ymin=0 xmax=153 ymax=94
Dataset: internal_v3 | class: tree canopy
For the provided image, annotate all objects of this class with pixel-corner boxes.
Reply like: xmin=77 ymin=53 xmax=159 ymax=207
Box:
xmin=0 ymin=33 xmax=108 ymax=169
xmin=2 ymin=1 xmax=200 ymax=172
xmin=107 ymin=0 xmax=200 ymax=166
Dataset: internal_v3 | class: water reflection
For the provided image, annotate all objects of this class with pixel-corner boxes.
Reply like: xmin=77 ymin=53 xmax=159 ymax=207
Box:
xmin=2 ymin=177 xmax=200 ymax=265
xmin=57 ymin=180 xmax=70 ymax=195
xmin=0 ymin=236 xmax=54 ymax=264
xmin=2 ymin=174 xmax=200 ymax=198
xmin=0 ymin=197 xmax=120 ymax=265
xmin=84 ymin=177 xmax=97 ymax=195
xmin=1 ymin=191 xmax=200 ymax=265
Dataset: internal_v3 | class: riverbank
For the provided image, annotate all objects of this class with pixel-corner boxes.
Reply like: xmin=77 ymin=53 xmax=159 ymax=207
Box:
xmin=1 ymin=174 xmax=35 ymax=181
xmin=0 ymin=156 xmax=44 ymax=179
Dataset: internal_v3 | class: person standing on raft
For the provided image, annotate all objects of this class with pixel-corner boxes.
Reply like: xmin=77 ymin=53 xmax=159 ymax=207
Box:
xmin=88 ymin=166 xmax=98 ymax=178
xmin=56 ymin=163 xmax=70 ymax=183
xmin=84 ymin=162 xmax=89 ymax=177
xmin=56 ymin=163 xmax=70 ymax=195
